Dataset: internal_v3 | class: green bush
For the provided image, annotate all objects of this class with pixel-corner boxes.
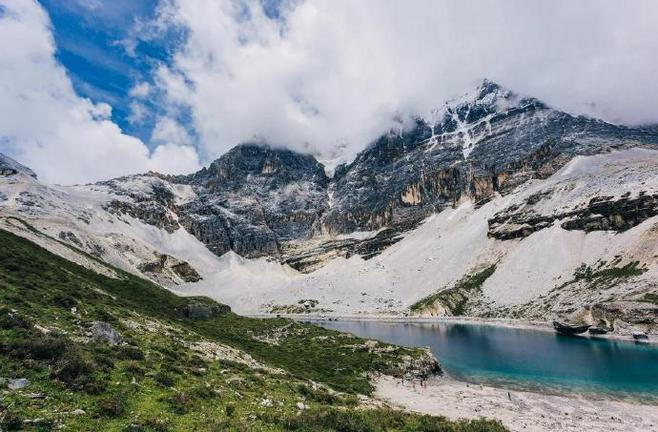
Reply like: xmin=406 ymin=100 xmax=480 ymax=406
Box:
xmin=296 ymin=384 xmax=346 ymax=405
xmin=164 ymin=392 xmax=193 ymax=414
xmin=96 ymin=395 xmax=126 ymax=417
xmin=0 ymin=309 xmax=31 ymax=329
xmin=262 ymin=407 xmax=508 ymax=432
xmin=0 ymin=410 xmax=23 ymax=431
xmin=122 ymin=417 xmax=171 ymax=432
xmin=21 ymin=332 xmax=69 ymax=361
xmin=115 ymin=345 xmax=145 ymax=360
xmin=51 ymin=348 xmax=98 ymax=390
xmin=123 ymin=360 xmax=146 ymax=376
xmin=189 ymin=384 xmax=216 ymax=399
xmin=154 ymin=371 xmax=175 ymax=387
xmin=51 ymin=292 xmax=77 ymax=308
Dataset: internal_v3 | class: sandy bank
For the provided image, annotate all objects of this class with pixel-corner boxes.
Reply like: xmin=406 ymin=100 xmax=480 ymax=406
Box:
xmin=375 ymin=375 xmax=658 ymax=432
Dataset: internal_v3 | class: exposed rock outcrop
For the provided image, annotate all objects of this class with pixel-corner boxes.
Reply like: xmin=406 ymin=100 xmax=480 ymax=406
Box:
xmin=0 ymin=154 xmax=37 ymax=178
xmin=138 ymin=254 xmax=202 ymax=284
xmin=396 ymin=348 xmax=442 ymax=380
xmin=553 ymin=320 xmax=591 ymax=335
xmin=8 ymin=378 xmax=30 ymax=390
xmin=489 ymin=192 xmax=658 ymax=240
xmin=58 ymin=231 xmax=83 ymax=247
xmin=105 ymin=200 xmax=180 ymax=234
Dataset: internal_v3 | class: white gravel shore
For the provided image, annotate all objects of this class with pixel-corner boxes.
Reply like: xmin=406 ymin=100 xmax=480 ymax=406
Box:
xmin=375 ymin=375 xmax=658 ymax=432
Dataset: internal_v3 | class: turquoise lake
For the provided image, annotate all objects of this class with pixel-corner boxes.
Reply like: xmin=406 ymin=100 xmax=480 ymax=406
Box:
xmin=313 ymin=320 xmax=658 ymax=401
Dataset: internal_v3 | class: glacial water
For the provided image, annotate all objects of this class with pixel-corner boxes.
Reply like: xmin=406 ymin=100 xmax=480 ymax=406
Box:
xmin=313 ymin=320 xmax=658 ymax=401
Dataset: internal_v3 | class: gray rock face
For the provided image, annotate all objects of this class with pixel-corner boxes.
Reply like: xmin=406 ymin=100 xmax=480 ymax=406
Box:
xmin=488 ymin=192 xmax=658 ymax=240
xmin=0 ymin=153 xmax=37 ymax=178
xmin=58 ymin=231 xmax=83 ymax=247
xmin=138 ymin=254 xmax=202 ymax=283
xmin=104 ymin=199 xmax=179 ymax=234
xmin=177 ymin=144 xmax=329 ymax=259
xmin=322 ymin=80 xmax=657 ymax=236
xmin=98 ymin=80 xmax=658 ymax=271
xmin=90 ymin=321 xmax=122 ymax=345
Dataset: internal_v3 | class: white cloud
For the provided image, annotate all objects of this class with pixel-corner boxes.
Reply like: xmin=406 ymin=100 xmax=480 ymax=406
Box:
xmin=146 ymin=143 xmax=200 ymax=174
xmin=151 ymin=116 xmax=193 ymax=147
xmin=128 ymin=101 xmax=147 ymax=124
xmin=0 ymin=0 xmax=201 ymax=184
xmin=155 ymin=0 xmax=658 ymax=164
xmin=129 ymin=82 xmax=151 ymax=98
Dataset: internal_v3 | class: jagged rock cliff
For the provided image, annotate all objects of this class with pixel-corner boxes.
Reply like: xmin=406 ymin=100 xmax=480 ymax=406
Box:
xmin=322 ymin=80 xmax=657 ymax=235
xmin=66 ymin=81 xmax=658 ymax=271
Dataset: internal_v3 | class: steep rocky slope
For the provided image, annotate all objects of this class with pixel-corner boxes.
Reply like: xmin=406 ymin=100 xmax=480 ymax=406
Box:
xmin=1 ymin=81 xmax=657 ymax=333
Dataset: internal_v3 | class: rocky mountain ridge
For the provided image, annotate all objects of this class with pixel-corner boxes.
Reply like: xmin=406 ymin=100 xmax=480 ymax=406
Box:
xmin=83 ymin=80 xmax=658 ymax=272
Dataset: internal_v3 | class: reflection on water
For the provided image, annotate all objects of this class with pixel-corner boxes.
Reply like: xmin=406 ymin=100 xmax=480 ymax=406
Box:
xmin=313 ymin=320 xmax=658 ymax=401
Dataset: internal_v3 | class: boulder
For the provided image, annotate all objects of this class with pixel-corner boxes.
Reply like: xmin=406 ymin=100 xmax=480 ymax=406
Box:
xmin=8 ymin=378 xmax=30 ymax=390
xmin=90 ymin=321 xmax=122 ymax=345
xmin=179 ymin=302 xmax=231 ymax=320
xmin=553 ymin=320 xmax=591 ymax=335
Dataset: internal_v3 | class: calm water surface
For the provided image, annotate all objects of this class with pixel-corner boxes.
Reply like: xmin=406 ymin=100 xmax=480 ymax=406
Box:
xmin=314 ymin=320 xmax=658 ymax=400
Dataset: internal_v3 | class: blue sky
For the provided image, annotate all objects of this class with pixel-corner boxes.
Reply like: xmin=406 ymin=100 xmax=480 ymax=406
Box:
xmin=38 ymin=0 xmax=177 ymax=144
xmin=37 ymin=0 xmax=285 ymax=148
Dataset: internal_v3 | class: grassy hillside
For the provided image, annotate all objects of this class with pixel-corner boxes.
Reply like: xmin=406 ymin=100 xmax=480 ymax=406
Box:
xmin=0 ymin=228 xmax=506 ymax=431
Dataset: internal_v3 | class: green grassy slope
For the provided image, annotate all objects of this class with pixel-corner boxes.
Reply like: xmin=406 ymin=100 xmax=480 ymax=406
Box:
xmin=0 ymin=229 xmax=506 ymax=431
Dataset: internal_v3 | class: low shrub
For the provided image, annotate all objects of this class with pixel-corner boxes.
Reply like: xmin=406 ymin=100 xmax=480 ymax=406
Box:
xmin=296 ymin=384 xmax=343 ymax=405
xmin=153 ymin=371 xmax=175 ymax=387
xmin=189 ymin=384 xmax=216 ymax=399
xmin=21 ymin=332 xmax=69 ymax=361
xmin=0 ymin=410 xmax=23 ymax=431
xmin=122 ymin=417 xmax=171 ymax=432
xmin=51 ymin=348 xmax=99 ymax=391
xmin=51 ymin=292 xmax=77 ymax=308
xmin=123 ymin=360 xmax=146 ymax=376
xmin=261 ymin=407 xmax=508 ymax=432
xmin=164 ymin=392 xmax=193 ymax=414
xmin=115 ymin=345 xmax=144 ymax=361
xmin=0 ymin=309 xmax=31 ymax=329
xmin=96 ymin=395 xmax=126 ymax=417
